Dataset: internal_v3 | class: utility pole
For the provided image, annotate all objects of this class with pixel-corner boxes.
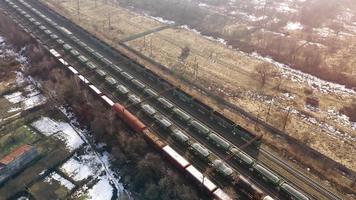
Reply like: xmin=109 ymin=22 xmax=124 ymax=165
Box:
xmin=76 ymin=0 xmax=80 ymax=21
xmin=193 ymin=57 xmax=199 ymax=80
xmin=107 ymin=12 xmax=111 ymax=30
xmin=150 ymin=37 xmax=153 ymax=57
xmin=283 ymin=107 xmax=292 ymax=131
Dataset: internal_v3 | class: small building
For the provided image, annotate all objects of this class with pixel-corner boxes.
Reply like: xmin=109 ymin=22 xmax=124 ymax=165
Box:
xmin=0 ymin=144 xmax=38 ymax=184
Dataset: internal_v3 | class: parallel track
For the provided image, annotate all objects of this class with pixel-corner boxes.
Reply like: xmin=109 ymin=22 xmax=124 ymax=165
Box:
xmin=4 ymin=0 xmax=342 ymax=199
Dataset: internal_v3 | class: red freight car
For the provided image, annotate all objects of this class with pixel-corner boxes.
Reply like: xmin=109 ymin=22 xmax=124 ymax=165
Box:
xmin=113 ymin=103 xmax=146 ymax=133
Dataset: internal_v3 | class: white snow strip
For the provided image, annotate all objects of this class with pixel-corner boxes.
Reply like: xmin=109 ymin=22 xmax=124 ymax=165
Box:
xmin=7 ymin=107 xmax=22 ymax=113
xmin=44 ymin=172 xmax=75 ymax=191
xmin=284 ymin=22 xmax=303 ymax=31
xmin=4 ymin=91 xmax=25 ymax=104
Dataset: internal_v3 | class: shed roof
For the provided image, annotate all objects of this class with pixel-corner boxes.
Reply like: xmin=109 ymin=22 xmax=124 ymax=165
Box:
xmin=0 ymin=144 xmax=33 ymax=165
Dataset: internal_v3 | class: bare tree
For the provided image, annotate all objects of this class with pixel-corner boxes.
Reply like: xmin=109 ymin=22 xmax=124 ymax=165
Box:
xmin=255 ymin=63 xmax=276 ymax=88
xmin=179 ymin=46 xmax=190 ymax=61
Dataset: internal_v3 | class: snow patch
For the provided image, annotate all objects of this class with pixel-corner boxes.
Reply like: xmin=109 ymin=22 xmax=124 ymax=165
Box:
xmin=44 ymin=172 xmax=75 ymax=191
xmin=87 ymin=177 xmax=114 ymax=200
xmin=284 ymin=22 xmax=303 ymax=31
xmin=4 ymin=91 xmax=25 ymax=104
xmin=61 ymin=157 xmax=94 ymax=181
xmin=31 ymin=117 xmax=84 ymax=150
xmin=251 ymin=52 xmax=356 ymax=96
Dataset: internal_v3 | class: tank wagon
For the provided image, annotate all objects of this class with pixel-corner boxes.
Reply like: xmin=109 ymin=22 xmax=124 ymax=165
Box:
xmin=8 ymin=1 xmax=308 ymax=198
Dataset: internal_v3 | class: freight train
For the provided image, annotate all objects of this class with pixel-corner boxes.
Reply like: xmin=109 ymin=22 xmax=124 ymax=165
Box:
xmin=7 ymin=1 xmax=310 ymax=200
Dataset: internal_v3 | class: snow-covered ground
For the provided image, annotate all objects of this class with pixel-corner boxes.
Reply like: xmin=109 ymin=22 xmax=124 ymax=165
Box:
xmin=31 ymin=117 xmax=84 ymax=151
xmin=58 ymin=106 xmax=131 ymax=200
xmin=44 ymin=172 xmax=75 ymax=191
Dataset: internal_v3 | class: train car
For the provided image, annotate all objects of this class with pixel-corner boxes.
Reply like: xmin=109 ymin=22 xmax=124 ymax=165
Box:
xmin=113 ymin=103 xmax=147 ymax=133
xmin=190 ymin=143 xmax=211 ymax=160
xmin=131 ymin=79 xmax=146 ymax=91
xmin=143 ymin=88 xmax=159 ymax=98
xmin=58 ymin=26 xmax=72 ymax=36
xmin=78 ymin=41 xmax=88 ymax=49
xmin=230 ymin=148 xmax=255 ymax=168
xmin=77 ymin=75 xmax=90 ymax=85
xmin=56 ymin=39 xmax=65 ymax=45
xmin=172 ymin=107 xmax=191 ymax=122
xmin=142 ymin=129 xmax=165 ymax=150
xmin=110 ymin=65 xmax=123 ymax=74
xmin=121 ymin=72 xmax=134 ymax=81
xmin=104 ymin=76 xmax=118 ymax=89
xmin=93 ymin=52 xmax=104 ymax=60
xmin=170 ymin=128 xmax=190 ymax=145
xmin=279 ymin=183 xmax=309 ymax=200
xmin=58 ymin=58 xmax=68 ymax=66
xmin=162 ymin=145 xmax=190 ymax=169
xmin=115 ymin=84 xmax=129 ymax=96
xmin=213 ymin=188 xmax=232 ymax=200
xmin=153 ymin=114 xmax=173 ymax=129
xmin=100 ymin=95 xmax=115 ymax=107
xmin=49 ymin=49 xmax=61 ymax=58
xmin=143 ymin=69 xmax=157 ymax=82
xmin=192 ymin=98 xmax=214 ymax=116
xmin=34 ymin=21 xmax=41 ymax=27
xmin=157 ymin=97 xmax=174 ymax=110
xmin=49 ymin=34 xmax=59 ymax=40
xmin=63 ymin=43 xmax=72 ymax=51
xmin=78 ymin=55 xmax=89 ymax=64
xmin=86 ymin=62 xmax=97 ymax=70
xmin=70 ymin=49 xmax=80 ymax=57
xmin=185 ymin=165 xmax=217 ymax=192
xmin=212 ymin=159 xmax=233 ymax=178
xmin=67 ymin=66 xmax=79 ymax=75
xmin=71 ymin=37 xmax=81 ymax=44
xmin=140 ymin=104 xmax=157 ymax=117
xmin=95 ymin=69 xmax=107 ymax=79
xmin=101 ymin=57 xmax=113 ymax=66
xmin=85 ymin=46 xmax=95 ymax=54
xmin=128 ymin=94 xmax=142 ymax=106
xmin=29 ymin=18 xmax=36 ymax=23
xmin=44 ymin=29 xmax=52 ymax=36
xmin=39 ymin=25 xmax=46 ymax=31
xmin=189 ymin=120 xmax=210 ymax=135
xmin=233 ymin=125 xmax=262 ymax=147
xmin=252 ymin=164 xmax=282 ymax=187
xmin=207 ymin=133 xmax=231 ymax=151
xmin=89 ymin=85 xmax=102 ymax=96
xmin=236 ymin=175 xmax=265 ymax=200
xmin=173 ymin=89 xmax=193 ymax=104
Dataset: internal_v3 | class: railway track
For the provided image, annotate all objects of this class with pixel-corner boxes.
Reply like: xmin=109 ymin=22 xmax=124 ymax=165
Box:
xmin=3 ymin=0 xmax=343 ymax=199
